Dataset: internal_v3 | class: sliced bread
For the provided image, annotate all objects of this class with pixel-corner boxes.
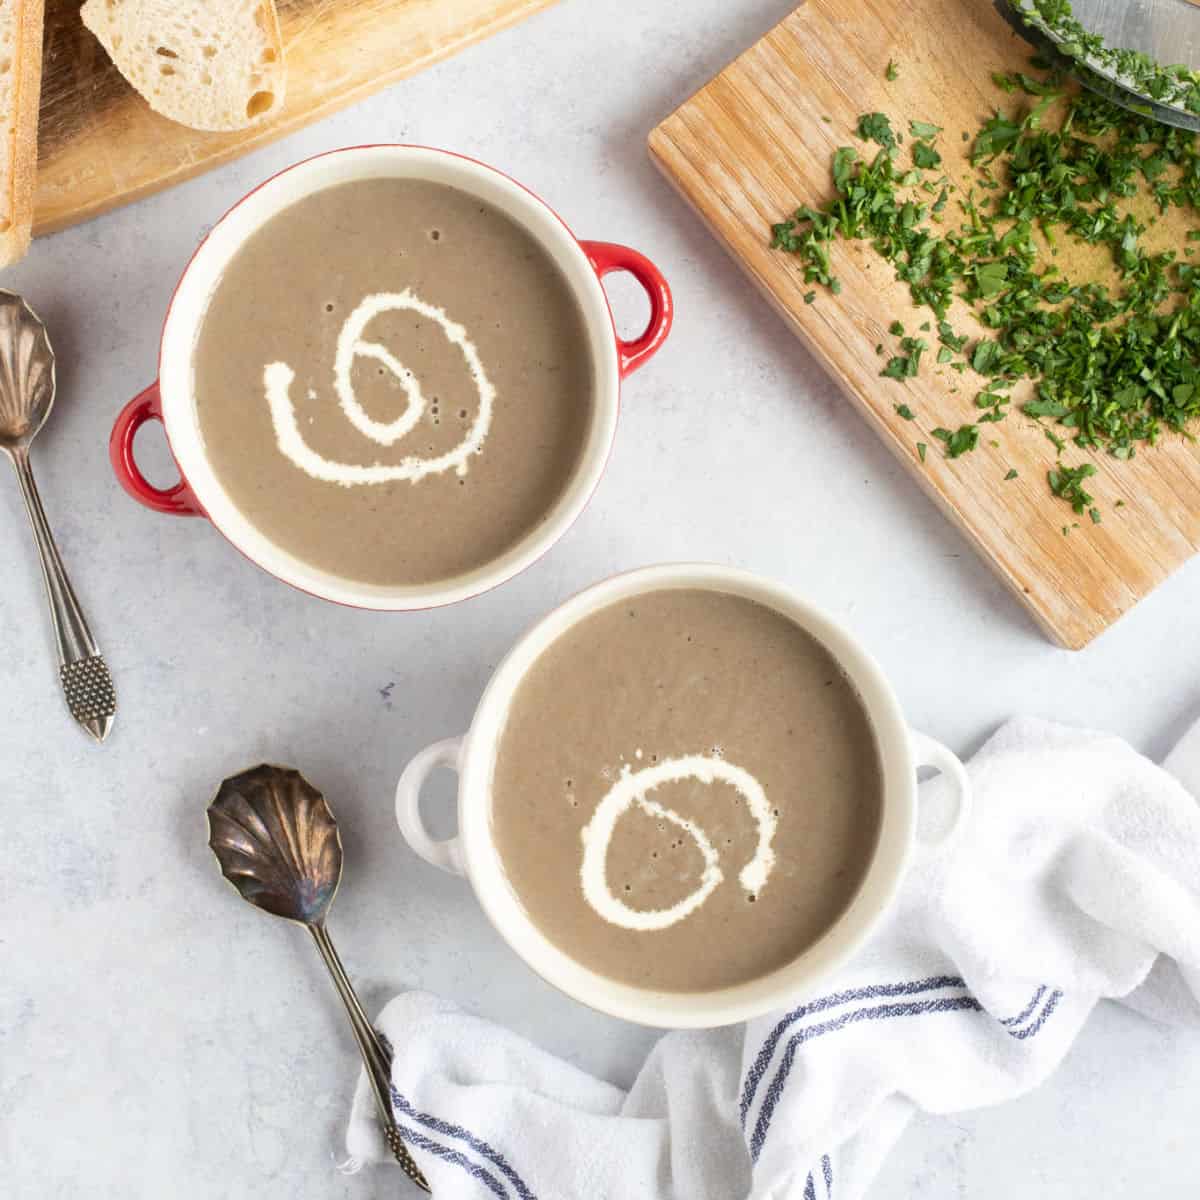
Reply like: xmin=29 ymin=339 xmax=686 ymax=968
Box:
xmin=0 ymin=0 xmax=44 ymax=268
xmin=80 ymin=1 xmax=286 ymax=133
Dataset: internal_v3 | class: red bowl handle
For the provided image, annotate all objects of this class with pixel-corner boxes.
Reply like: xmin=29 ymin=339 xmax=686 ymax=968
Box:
xmin=109 ymin=382 xmax=204 ymax=517
xmin=581 ymin=241 xmax=673 ymax=378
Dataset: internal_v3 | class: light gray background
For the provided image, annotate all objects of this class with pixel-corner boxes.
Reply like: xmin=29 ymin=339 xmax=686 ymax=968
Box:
xmin=3 ymin=2 xmax=1199 ymax=1196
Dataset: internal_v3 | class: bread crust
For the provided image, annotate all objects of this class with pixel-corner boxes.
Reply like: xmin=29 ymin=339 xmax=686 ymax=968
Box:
xmin=0 ymin=0 xmax=45 ymax=268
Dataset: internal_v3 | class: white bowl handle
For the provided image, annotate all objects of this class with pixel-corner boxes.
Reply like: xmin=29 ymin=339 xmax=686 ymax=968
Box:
xmin=910 ymin=730 xmax=971 ymax=856
xmin=395 ymin=736 xmax=467 ymax=875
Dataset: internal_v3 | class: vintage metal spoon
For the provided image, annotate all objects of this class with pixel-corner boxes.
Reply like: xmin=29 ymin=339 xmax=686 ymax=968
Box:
xmin=0 ymin=290 xmax=115 ymax=742
xmin=206 ymin=764 xmax=431 ymax=1192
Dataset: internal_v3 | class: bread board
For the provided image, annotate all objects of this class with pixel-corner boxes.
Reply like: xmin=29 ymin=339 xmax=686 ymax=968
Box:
xmin=648 ymin=0 xmax=1200 ymax=649
xmin=34 ymin=0 xmax=557 ymax=235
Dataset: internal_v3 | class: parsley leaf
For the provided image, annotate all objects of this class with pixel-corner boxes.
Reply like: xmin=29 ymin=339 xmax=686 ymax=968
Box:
xmin=933 ymin=424 xmax=980 ymax=457
xmin=912 ymin=141 xmax=942 ymax=169
xmin=972 ymin=114 xmax=1021 ymax=161
xmin=1048 ymin=461 xmax=1098 ymax=514
xmin=856 ymin=112 xmax=897 ymax=150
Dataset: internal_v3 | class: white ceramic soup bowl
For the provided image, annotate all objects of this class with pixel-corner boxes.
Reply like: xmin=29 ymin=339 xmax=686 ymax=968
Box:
xmin=108 ymin=145 xmax=672 ymax=610
xmin=396 ymin=563 xmax=970 ymax=1029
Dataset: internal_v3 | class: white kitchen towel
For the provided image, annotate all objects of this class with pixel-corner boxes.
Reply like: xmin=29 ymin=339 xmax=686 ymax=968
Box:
xmin=345 ymin=717 xmax=1200 ymax=1199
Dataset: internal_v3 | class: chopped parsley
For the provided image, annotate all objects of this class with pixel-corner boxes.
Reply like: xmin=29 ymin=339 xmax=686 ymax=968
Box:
xmin=912 ymin=141 xmax=942 ymax=169
xmin=881 ymin=335 xmax=927 ymax=379
xmin=770 ymin=68 xmax=1200 ymax=517
xmin=932 ymin=423 xmax=980 ymax=458
xmin=1047 ymin=461 xmax=1097 ymax=513
xmin=856 ymin=111 xmax=897 ymax=150
xmin=886 ymin=59 xmax=899 ymax=82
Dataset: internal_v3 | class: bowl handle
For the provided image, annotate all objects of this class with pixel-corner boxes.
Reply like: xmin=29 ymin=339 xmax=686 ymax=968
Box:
xmin=395 ymin=736 xmax=467 ymax=875
xmin=581 ymin=240 xmax=674 ymax=378
xmin=910 ymin=730 xmax=972 ymax=857
xmin=109 ymin=382 xmax=204 ymax=516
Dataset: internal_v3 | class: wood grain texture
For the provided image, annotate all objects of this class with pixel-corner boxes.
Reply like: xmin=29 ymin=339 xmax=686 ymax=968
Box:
xmin=32 ymin=0 xmax=557 ymax=234
xmin=649 ymin=0 xmax=1200 ymax=649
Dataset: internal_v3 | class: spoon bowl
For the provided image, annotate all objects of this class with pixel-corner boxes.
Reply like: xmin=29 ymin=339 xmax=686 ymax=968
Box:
xmin=208 ymin=763 xmax=342 ymax=925
xmin=0 ymin=291 xmax=55 ymax=450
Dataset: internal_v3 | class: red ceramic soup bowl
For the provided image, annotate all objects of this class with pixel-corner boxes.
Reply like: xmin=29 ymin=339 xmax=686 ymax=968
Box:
xmin=109 ymin=145 xmax=672 ymax=609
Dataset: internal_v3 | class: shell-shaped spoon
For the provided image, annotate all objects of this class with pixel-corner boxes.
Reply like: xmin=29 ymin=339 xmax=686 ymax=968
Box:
xmin=0 ymin=290 xmax=115 ymax=741
xmin=208 ymin=765 xmax=430 ymax=1192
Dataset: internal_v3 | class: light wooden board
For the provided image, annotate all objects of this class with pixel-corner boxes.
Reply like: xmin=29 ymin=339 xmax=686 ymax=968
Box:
xmin=649 ymin=0 xmax=1200 ymax=649
xmin=33 ymin=0 xmax=557 ymax=234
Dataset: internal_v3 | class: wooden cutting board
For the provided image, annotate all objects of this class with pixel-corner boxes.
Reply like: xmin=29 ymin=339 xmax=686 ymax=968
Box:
xmin=33 ymin=0 xmax=557 ymax=235
xmin=649 ymin=0 xmax=1200 ymax=649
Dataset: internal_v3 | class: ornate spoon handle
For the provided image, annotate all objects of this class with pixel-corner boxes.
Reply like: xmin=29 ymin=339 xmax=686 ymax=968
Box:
xmin=7 ymin=445 xmax=115 ymax=742
xmin=309 ymin=924 xmax=431 ymax=1192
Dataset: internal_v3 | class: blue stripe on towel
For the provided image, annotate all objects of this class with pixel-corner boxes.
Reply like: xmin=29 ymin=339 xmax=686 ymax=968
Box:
xmin=1006 ymin=989 xmax=1062 ymax=1040
xmin=739 ymin=976 xmax=965 ymax=1126
xmin=822 ymin=1153 xmax=833 ymax=1197
xmin=749 ymin=995 xmax=983 ymax=1162
xmin=391 ymin=1086 xmax=537 ymax=1200
xmin=747 ymin=983 xmax=1065 ymax=1163
xmin=397 ymin=1122 xmax=510 ymax=1198
xmin=1000 ymin=986 xmax=1046 ymax=1027
xmin=804 ymin=1171 xmax=817 ymax=1200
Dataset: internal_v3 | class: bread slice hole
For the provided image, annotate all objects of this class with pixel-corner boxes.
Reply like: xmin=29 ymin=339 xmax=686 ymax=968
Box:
xmin=261 ymin=47 xmax=277 ymax=63
xmin=202 ymin=45 xmax=217 ymax=59
xmin=160 ymin=64 xmax=175 ymax=76
xmin=245 ymin=91 xmax=274 ymax=119
xmin=155 ymin=46 xmax=178 ymax=58
xmin=0 ymin=219 xmax=12 ymax=234
xmin=0 ymin=59 xmax=10 ymax=75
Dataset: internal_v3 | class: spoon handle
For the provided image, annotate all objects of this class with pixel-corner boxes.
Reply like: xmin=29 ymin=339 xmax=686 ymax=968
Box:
xmin=8 ymin=446 xmax=115 ymax=742
xmin=308 ymin=924 xmax=431 ymax=1192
